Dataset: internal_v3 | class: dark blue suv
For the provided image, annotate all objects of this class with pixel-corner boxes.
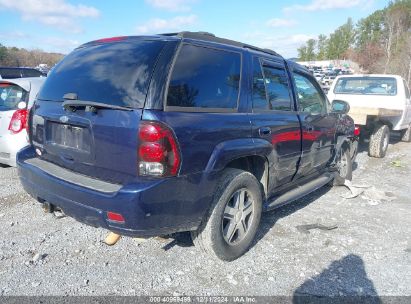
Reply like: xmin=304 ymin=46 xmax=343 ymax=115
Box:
xmin=17 ymin=32 xmax=356 ymax=261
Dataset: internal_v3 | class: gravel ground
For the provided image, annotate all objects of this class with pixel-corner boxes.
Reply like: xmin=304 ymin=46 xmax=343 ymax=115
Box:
xmin=0 ymin=139 xmax=410 ymax=298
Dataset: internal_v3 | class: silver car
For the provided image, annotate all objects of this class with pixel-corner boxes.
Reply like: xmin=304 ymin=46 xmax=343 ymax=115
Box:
xmin=0 ymin=77 xmax=45 ymax=166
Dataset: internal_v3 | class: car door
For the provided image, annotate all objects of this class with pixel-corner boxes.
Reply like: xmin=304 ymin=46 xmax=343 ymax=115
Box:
xmin=249 ymin=56 xmax=301 ymax=194
xmin=291 ymin=68 xmax=338 ymax=179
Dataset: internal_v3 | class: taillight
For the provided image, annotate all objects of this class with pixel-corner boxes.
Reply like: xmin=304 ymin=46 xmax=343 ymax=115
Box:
xmin=138 ymin=121 xmax=181 ymax=177
xmin=354 ymin=125 xmax=360 ymax=136
xmin=8 ymin=109 xmax=28 ymax=134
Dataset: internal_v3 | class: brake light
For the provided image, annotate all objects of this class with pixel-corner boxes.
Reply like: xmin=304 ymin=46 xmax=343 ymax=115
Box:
xmin=8 ymin=109 xmax=27 ymax=134
xmin=354 ymin=125 xmax=360 ymax=136
xmin=138 ymin=121 xmax=181 ymax=177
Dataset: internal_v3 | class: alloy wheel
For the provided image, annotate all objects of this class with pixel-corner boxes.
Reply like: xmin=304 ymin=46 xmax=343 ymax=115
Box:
xmin=222 ymin=188 xmax=255 ymax=245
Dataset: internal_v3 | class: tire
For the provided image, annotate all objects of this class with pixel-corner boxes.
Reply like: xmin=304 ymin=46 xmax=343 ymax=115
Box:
xmin=331 ymin=147 xmax=352 ymax=186
xmin=191 ymin=168 xmax=262 ymax=261
xmin=350 ymin=139 xmax=358 ymax=164
xmin=401 ymin=125 xmax=411 ymax=142
xmin=369 ymin=124 xmax=390 ymax=158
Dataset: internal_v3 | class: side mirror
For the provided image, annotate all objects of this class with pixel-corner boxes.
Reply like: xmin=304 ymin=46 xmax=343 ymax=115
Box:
xmin=331 ymin=100 xmax=350 ymax=114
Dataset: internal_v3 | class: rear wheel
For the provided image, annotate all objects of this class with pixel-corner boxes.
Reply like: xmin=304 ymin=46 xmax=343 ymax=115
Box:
xmin=401 ymin=125 xmax=411 ymax=142
xmin=369 ymin=124 xmax=390 ymax=158
xmin=191 ymin=168 xmax=262 ymax=261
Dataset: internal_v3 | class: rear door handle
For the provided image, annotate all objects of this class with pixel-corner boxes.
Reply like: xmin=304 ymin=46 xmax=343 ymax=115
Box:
xmin=259 ymin=127 xmax=272 ymax=136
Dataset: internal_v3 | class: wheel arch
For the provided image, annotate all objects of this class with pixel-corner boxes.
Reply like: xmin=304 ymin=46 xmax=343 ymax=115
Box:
xmin=332 ymin=135 xmax=353 ymax=165
xmin=205 ymin=138 xmax=272 ymax=198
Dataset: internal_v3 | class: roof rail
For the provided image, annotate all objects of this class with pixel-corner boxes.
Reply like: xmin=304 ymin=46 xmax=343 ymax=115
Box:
xmin=158 ymin=31 xmax=282 ymax=58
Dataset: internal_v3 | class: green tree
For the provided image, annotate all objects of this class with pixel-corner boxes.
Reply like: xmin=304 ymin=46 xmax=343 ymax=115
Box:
xmin=296 ymin=0 xmax=411 ymax=85
xmin=297 ymin=45 xmax=308 ymax=61
xmin=297 ymin=39 xmax=317 ymax=61
xmin=0 ymin=44 xmax=8 ymax=64
xmin=355 ymin=10 xmax=384 ymax=49
xmin=316 ymin=34 xmax=328 ymax=60
xmin=326 ymin=18 xmax=355 ymax=59
xmin=306 ymin=39 xmax=316 ymax=61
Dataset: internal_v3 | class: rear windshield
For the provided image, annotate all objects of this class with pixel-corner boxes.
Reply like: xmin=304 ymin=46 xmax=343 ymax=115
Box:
xmin=334 ymin=77 xmax=397 ymax=96
xmin=0 ymin=83 xmax=28 ymax=111
xmin=38 ymin=40 xmax=166 ymax=108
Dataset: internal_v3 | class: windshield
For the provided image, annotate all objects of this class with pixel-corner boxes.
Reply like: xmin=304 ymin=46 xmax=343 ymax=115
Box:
xmin=334 ymin=77 xmax=397 ymax=96
xmin=38 ymin=40 xmax=166 ymax=108
xmin=0 ymin=83 xmax=28 ymax=111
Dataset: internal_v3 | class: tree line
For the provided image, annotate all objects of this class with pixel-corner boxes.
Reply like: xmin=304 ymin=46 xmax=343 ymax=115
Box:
xmin=0 ymin=44 xmax=64 ymax=68
xmin=297 ymin=0 xmax=411 ymax=83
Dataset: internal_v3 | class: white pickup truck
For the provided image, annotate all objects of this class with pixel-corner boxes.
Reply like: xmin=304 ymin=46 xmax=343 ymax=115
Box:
xmin=328 ymin=74 xmax=411 ymax=158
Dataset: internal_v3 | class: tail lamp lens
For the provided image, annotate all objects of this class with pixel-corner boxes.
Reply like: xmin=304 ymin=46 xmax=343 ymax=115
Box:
xmin=139 ymin=143 xmax=165 ymax=162
xmin=8 ymin=109 xmax=28 ymax=134
xmin=138 ymin=121 xmax=181 ymax=177
xmin=354 ymin=125 xmax=360 ymax=136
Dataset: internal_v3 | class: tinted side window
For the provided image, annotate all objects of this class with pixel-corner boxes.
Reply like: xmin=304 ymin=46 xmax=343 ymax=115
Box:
xmin=167 ymin=44 xmax=241 ymax=109
xmin=293 ymin=73 xmax=326 ymax=115
xmin=252 ymin=59 xmax=292 ymax=111
xmin=252 ymin=58 xmax=267 ymax=109
xmin=23 ymin=69 xmax=43 ymax=77
xmin=262 ymin=66 xmax=292 ymax=111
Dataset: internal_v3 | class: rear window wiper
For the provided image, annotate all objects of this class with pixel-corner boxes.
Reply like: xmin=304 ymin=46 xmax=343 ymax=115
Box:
xmin=62 ymin=93 xmax=133 ymax=112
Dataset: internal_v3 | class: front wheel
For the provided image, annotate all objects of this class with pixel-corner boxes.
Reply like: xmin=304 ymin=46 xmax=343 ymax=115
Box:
xmin=191 ymin=168 xmax=262 ymax=261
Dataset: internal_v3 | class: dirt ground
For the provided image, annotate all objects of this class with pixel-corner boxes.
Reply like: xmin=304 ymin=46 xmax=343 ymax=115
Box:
xmin=0 ymin=138 xmax=410 ymax=298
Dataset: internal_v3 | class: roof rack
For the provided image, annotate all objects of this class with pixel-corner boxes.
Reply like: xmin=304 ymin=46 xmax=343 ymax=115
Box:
xmin=159 ymin=31 xmax=282 ymax=58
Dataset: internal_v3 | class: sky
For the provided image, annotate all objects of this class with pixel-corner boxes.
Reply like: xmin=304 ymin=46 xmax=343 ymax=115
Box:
xmin=0 ymin=0 xmax=390 ymax=58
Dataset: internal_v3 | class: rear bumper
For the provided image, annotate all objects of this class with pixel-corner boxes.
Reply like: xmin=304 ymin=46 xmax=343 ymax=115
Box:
xmin=17 ymin=146 xmax=215 ymax=237
xmin=0 ymin=131 xmax=28 ymax=166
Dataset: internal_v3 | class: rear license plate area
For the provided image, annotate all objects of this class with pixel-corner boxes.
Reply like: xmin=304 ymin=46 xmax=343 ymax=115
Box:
xmin=47 ymin=122 xmax=91 ymax=152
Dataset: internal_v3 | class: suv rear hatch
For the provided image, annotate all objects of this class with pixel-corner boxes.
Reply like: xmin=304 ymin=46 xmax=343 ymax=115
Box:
xmin=30 ymin=37 xmax=168 ymax=184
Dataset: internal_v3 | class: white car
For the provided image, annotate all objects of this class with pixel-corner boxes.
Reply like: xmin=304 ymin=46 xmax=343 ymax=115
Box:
xmin=321 ymin=75 xmax=336 ymax=86
xmin=328 ymin=74 xmax=411 ymax=158
xmin=0 ymin=77 xmax=45 ymax=166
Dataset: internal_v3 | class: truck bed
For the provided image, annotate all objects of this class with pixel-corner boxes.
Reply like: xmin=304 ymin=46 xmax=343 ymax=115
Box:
xmin=349 ymin=107 xmax=403 ymax=125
